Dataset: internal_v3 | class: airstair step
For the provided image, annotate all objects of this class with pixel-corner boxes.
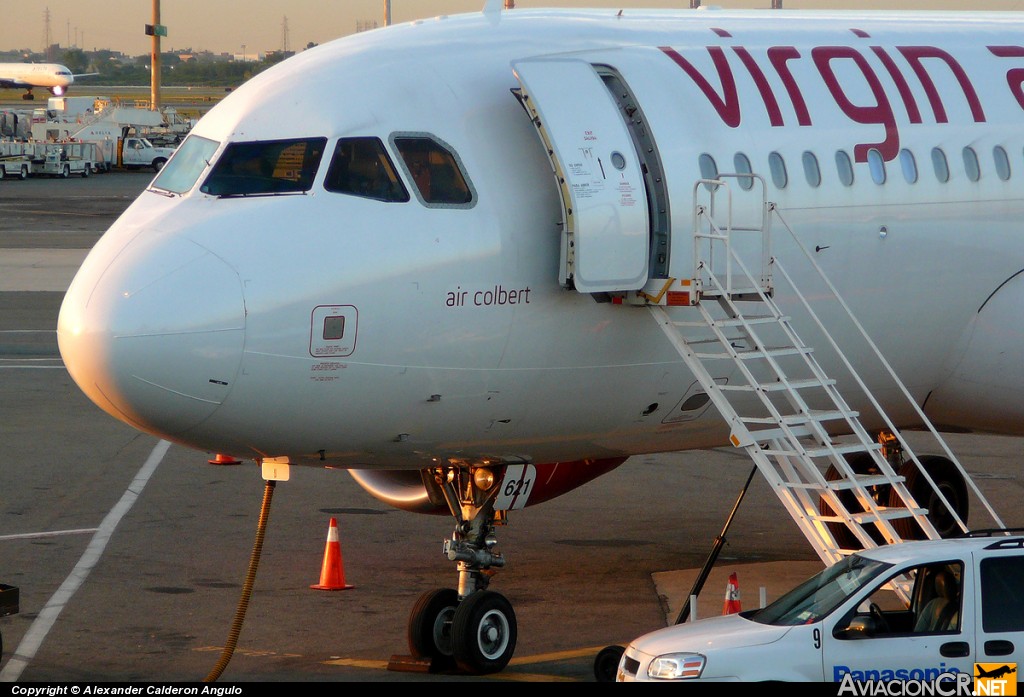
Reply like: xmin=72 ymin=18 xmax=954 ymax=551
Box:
xmin=826 ymin=473 xmax=906 ymax=490
xmin=693 ymin=345 xmax=811 ymax=359
xmin=747 ymin=424 xmax=816 ymax=441
xmin=708 ymin=315 xmax=786 ymax=327
xmin=816 ymin=507 xmax=924 ymax=525
xmin=720 ymin=378 xmax=836 ymax=392
xmin=761 ymin=442 xmax=883 ymax=459
xmin=847 ymin=507 xmax=925 ymax=523
xmin=702 ymin=288 xmax=768 ymax=300
xmin=736 ymin=346 xmax=811 ymax=359
xmin=741 ymin=409 xmax=857 ymax=425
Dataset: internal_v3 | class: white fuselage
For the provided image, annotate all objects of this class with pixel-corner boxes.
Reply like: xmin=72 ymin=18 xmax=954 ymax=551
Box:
xmin=0 ymin=63 xmax=74 ymax=93
xmin=57 ymin=9 xmax=1024 ymax=470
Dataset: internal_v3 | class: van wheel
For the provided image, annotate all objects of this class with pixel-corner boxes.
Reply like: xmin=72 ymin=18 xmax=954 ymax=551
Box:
xmin=19 ymin=165 xmax=28 ymax=180
xmin=82 ymin=164 xmax=91 ymax=178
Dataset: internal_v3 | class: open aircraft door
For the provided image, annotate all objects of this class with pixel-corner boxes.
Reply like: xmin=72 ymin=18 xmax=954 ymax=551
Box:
xmin=513 ymin=58 xmax=654 ymax=294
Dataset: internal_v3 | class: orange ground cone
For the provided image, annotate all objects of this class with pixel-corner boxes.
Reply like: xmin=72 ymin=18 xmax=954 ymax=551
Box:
xmin=208 ymin=453 xmax=242 ymax=465
xmin=310 ymin=517 xmax=354 ymax=591
xmin=722 ymin=572 xmax=741 ymax=614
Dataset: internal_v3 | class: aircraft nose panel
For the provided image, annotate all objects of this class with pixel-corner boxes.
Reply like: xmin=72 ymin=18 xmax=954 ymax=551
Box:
xmin=58 ymin=234 xmax=245 ymax=437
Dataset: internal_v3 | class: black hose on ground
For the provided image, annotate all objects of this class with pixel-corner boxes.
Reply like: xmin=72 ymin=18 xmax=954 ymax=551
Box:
xmin=204 ymin=479 xmax=276 ymax=682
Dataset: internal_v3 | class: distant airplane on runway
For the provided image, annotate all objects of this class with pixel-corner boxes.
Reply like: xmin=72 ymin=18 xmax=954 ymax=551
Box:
xmin=0 ymin=62 xmax=98 ymax=99
xmin=56 ymin=1 xmax=1024 ymax=675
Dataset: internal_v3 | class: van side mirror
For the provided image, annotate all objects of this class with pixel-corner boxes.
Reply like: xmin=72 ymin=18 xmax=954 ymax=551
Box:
xmin=835 ymin=615 xmax=877 ymax=640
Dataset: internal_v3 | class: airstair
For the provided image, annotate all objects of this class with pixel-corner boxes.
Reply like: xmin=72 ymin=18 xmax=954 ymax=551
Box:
xmin=631 ymin=174 xmax=1004 ymax=566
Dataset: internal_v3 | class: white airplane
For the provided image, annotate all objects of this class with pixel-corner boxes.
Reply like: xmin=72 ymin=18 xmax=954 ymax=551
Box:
xmin=0 ymin=62 xmax=96 ymax=99
xmin=55 ymin=3 xmax=1024 ymax=675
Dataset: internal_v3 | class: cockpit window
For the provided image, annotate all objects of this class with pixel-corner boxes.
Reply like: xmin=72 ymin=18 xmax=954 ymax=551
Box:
xmin=201 ymin=137 xmax=326 ymax=197
xmin=151 ymin=134 xmax=220 ymax=194
xmin=392 ymin=135 xmax=474 ymax=207
xmin=324 ymin=137 xmax=409 ymax=202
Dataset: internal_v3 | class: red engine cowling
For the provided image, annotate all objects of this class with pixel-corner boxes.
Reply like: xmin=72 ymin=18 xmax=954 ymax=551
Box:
xmin=347 ymin=457 xmax=628 ymax=514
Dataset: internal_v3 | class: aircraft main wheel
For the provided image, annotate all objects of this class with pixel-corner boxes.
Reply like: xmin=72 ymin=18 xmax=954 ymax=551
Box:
xmin=452 ymin=590 xmax=517 ymax=674
xmin=819 ymin=453 xmax=890 ymax=550
xmin=890 ymin=455 xmax=968 ymax=540
xmin=407 ymin=587 xmax=458 ymax=666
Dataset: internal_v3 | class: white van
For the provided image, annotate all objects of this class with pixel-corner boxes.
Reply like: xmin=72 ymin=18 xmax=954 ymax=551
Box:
xmin=618 ymin=533 xmax=1023 ymax=683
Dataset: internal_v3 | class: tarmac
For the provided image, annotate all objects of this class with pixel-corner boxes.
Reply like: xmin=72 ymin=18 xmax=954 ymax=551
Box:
xmin=0 ymin=170 xmax=1021 ymax=684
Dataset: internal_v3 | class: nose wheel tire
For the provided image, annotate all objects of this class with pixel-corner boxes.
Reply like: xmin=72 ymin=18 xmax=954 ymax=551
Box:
xmin=408 ymin=587 xmax=458 ymax=668
xmin=452 ymin=590 xmax=517 ymax=674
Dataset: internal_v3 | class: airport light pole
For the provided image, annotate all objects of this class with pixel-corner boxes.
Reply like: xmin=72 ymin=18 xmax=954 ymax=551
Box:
xmin=147 ymin=0 xmax=163 ymax=111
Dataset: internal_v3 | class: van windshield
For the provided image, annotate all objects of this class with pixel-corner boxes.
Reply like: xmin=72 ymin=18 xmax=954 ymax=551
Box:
xmin=749 ymin=555 xmax=891 ymax=626
xmin=150 ymin=134 xmax=219 ymax=194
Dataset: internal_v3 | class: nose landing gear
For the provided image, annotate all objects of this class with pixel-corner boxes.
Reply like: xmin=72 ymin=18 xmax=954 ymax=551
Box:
xmin=404 ymin=465 xmax=517 ymax=675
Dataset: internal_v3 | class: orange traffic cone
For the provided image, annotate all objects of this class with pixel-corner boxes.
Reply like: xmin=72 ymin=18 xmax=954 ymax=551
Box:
xmin=310 ymin=517 xmax=354 ymax=591
xmin=208 ymin=453 xmax=242 ymax=465
xmin=722 ymin=572 xmax=741 ymax=614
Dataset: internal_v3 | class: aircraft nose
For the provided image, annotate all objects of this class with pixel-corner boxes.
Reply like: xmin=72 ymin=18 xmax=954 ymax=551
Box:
xmin=58 ymin=233 xmax=246 ymax=437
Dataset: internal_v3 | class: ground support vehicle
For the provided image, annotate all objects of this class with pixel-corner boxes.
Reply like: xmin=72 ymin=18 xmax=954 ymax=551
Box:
xmin=618 ymin=532 xmax=1024 ymax=684
xmin=0 ymin=584 xmax=18 ymax=658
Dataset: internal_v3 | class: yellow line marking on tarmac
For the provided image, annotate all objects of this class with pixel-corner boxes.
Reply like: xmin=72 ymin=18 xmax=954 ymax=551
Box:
xmin=508 ymin=646 xmax=609 ymax=665
xmin=194 ymin=646 xmax=302 ymax=658
xmin=325 ymin=658 xmax=390 ymax=669
xmin=324 ymin=646 xmax=615 ymax=680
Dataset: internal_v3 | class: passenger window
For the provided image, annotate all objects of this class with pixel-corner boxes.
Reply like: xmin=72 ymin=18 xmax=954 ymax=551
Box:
xmin=697 ymin=151 xmax=717 ymax=182
xmin=802 ymin=151 xmax=821 ymax=188
xmin=899 ymin=149 xmax=918 ymax=184
xmin=733 ymin=152 xmax=754 ymax=190
xmin=324 ymin=137 xmax=409 ymax=202
xmin=697 ymin=153 xmax=719 ymax=192
xmin=769 ymin=151 xmax=787 ymax=189
xmin=963 ymin=147 xmax=981 ymax=182
xmin=981 ymin=556 xmax=1024 ymax=633
xmin=868 ymin=149 xmax=886 ymax=185
xmin=835 ymin=150 xmax=854 ymax=187
xmin=993 ymin=146 xmax=1011 ymax=181
xmin=201 ymin=137 xmax=326 ymax=196
xmin=932 ymin=148 xmax=950 ymax=183
xmin=393 ymin=135 xmax=473 ymax=206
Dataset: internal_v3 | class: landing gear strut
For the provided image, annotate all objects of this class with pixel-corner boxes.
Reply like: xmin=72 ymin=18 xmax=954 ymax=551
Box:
xmin=406 ymin=465 xmax=517 ymax=675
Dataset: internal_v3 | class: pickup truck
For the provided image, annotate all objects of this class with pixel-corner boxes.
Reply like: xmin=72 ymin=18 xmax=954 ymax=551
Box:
xmin=119 ymin=136 xmax=176 ymax=172
xmin=617 ymin=532 xmax=1023 ymax=684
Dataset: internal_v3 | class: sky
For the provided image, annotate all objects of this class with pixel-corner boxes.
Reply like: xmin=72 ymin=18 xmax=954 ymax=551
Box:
xmin=2 ymin=0 xmax=1024 ymax=57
